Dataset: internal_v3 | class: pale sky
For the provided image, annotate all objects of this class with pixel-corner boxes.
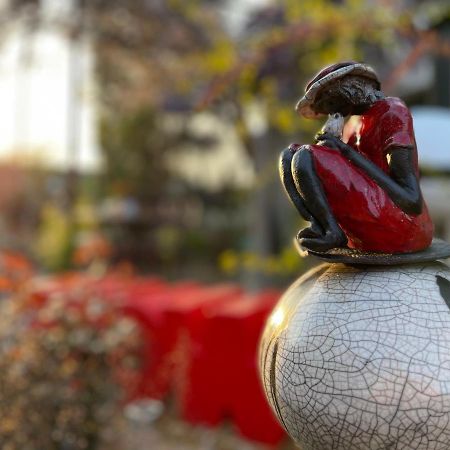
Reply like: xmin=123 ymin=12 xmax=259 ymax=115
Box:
xmin=220 ymin=0 xmax=272 ymax=33
xmin=411 ymin=106 xmax=450 ymax=168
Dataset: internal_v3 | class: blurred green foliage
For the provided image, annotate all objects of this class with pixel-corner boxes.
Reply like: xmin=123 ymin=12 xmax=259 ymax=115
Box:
xmin=87 ymin=0 xmax=450 ymax=281
xmin=35 ymin=203 xmax=73 ymax=271
xmin=99 ymin=108 xmax=171 ymax=201
xmin=4 ymin=0 xmax=450 ymax=280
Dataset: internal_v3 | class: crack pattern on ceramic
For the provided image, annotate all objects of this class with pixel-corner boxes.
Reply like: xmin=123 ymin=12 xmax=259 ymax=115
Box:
xmin=260 ymin=262 xmax=450 ymax=450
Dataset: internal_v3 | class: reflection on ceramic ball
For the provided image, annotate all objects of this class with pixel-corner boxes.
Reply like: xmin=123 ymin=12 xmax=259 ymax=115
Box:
xmin=259 ymin=262 xmax=450 ymax=450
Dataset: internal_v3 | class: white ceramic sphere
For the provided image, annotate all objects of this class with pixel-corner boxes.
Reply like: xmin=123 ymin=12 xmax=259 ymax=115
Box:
xmin=260 ymin=262 xmax=450 ymax=450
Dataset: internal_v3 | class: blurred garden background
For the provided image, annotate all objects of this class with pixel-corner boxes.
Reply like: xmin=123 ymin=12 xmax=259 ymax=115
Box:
xmin=0 ymin=0 xmax=449 ymax=449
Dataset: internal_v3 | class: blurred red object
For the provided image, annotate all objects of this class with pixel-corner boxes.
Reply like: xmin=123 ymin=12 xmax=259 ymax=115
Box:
xmin=166 ymin=284 xmax=243 ymax=403
xmin=173 ymin=288 xmax=285 ymax=445
xmin=123 ymin=280 xmax=203 ymax=399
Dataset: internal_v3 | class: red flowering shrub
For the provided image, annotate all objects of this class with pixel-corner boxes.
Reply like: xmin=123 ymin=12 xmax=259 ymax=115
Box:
xmin=0 ymin=286 xmax=143 ymax=450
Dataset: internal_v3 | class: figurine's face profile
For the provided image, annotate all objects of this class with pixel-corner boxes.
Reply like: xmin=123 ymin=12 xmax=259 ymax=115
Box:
xmin=312 ymin=75 xmax=381 ymax=117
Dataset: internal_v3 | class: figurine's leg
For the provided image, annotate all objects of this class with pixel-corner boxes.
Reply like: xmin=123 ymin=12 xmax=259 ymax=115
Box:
xmin=291 ymin=146 xmax=347 ymax=252
xmin=279 ymin=147 xmax=323 ymax=238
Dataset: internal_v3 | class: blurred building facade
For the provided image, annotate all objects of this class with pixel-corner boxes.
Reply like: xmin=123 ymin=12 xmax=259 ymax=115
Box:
xmin=0 ymin=0 xmax=100 ymax=171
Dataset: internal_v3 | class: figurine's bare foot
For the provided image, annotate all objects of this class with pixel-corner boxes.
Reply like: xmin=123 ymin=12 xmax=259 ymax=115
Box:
xmin=298 ymin=223 xmax=323 ymax=240
xmin=299 ymin=229 xmax=347 ymax=253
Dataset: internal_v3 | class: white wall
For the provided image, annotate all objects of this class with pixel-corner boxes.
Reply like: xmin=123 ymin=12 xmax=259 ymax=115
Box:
xmin=0 ymin=10 xmax=101 ymax=172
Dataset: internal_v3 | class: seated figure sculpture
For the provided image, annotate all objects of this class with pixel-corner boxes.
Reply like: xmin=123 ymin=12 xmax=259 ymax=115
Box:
xmin=281 ymin=61 xmax=434 ymax=254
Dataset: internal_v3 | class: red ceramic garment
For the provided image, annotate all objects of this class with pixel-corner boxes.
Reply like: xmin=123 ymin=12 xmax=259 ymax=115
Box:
xmin=309 ymin=97 xmax=433 ymax=253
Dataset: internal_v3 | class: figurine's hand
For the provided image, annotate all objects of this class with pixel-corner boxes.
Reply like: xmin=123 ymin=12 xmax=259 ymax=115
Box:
xmin=317 ymin=132 xmax=343 ymax=150
xmin=314 ymin=131 xmax=326 ymax=144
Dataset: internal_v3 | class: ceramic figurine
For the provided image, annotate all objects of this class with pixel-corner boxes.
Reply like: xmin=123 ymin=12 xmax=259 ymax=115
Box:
xmin=259 ymin=61 xmax=450 ymax=450
xmin=280 ymin=61 xmax=434 ymax=255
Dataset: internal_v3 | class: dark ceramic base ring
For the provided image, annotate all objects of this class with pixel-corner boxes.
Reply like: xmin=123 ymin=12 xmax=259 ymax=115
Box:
xmin=295 ymin=238 xmax=450 ymax=266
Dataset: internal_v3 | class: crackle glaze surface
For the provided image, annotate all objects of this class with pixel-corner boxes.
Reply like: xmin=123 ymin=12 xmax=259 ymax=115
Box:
xmin=259 ymin=262 xmax=450 ymax=450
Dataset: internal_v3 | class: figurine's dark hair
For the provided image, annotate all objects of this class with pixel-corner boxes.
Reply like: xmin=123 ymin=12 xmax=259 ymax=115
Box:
xmin=336 ymin=75 xmax=382 ymax=106
xmin=312 ymin=74 xmax=383 ymax=115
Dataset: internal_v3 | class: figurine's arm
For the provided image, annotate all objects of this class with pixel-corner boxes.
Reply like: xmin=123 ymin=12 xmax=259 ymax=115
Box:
xmin=321 ymin=133 xmax=422 ymax=215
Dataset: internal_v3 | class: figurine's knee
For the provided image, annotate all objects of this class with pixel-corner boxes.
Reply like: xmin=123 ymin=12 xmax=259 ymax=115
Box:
xmin=280 ymin=147 xmax=294 ymax=165
xmin=280 ymin=146 xmax=299 ymax=175
xmin=280 ymin=143 xmax=306 ymax=161
xmin=291 ymin=145 xmax=314 ymax=177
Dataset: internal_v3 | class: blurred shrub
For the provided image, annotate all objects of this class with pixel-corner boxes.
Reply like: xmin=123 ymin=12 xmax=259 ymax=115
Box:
xmin=73 ymin=232 xmax=113 ymax=268
xmin=0 ymin=288 xmax=143 ymax=450
xmin=219 ymin=246 xmax=305 ymax=278
xmin=35 ymin=203 xmax=74 ymax=271
xmin=0 ymin=250 xmax=34 ymax=292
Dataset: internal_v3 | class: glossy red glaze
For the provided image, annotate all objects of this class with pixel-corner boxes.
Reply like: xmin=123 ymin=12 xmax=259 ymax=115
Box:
xmin=308 ymin=97 xmax=433 ymax=253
